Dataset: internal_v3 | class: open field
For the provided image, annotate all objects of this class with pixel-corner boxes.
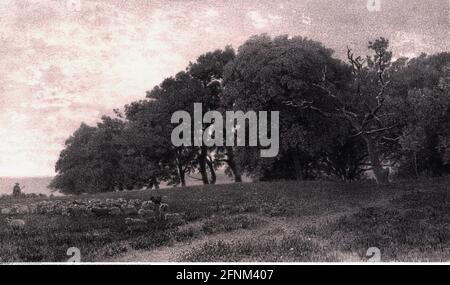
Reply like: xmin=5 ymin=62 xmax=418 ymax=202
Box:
xmin=0 ymin=178 xmax=449 ymax=262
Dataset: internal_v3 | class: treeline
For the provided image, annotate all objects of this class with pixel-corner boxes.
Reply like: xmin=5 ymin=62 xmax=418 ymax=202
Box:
xmin=50 ymin=35 xmax=450 ymax=194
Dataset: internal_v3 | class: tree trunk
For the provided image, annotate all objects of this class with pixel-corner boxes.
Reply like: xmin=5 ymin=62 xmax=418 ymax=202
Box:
xmin=199 ymin=146 xmax=209 ymax=184
xmin=206 ymin=157 xmax=216 ymax=184
xmin=177 ymin=163 xmax=186 ymax=187
xmin=292 ymin=150 xmax=303 ymax=181
xmin=226 ymin=146 xmax=242 ymax=182
xmin=413 ymin=151 xmax=419 ymax=178
xmin=363 ymin=135 xmax=389 ymax=184
xmin=180 ymin=172 xmax=186 ymax=187
xmin=151 ymin=176 xmax=160 ymax=189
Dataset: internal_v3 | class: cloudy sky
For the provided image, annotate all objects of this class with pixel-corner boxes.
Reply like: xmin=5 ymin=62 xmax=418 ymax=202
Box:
xmin=0 ymin=0 xmax=449 ymax=177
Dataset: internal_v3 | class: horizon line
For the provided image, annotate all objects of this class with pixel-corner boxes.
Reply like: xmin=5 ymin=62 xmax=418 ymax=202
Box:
xmin=0 ymin=175 xmax=55 ymax=179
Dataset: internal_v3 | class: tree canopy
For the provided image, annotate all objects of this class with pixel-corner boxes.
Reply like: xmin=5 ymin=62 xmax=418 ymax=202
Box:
xmin=50 ymin=35 xmax=450 ymax=194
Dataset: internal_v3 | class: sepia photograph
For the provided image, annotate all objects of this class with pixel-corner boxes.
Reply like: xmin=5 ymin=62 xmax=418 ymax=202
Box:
xmin=0 ymin=0 xmax=449 ymax=271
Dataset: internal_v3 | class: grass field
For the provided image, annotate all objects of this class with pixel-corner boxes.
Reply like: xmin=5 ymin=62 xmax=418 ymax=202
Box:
xmin=0 ymin=178 xmax=449 ymax=262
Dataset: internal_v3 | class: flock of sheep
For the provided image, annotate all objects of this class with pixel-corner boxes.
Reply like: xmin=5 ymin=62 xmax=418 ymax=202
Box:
xmin=1 ymin=196 xmax=186 ymax=230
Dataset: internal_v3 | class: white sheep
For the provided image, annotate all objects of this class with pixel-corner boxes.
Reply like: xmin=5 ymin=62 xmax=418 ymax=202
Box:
xmin=16 ymin=205 xmax=30 ymax=215
xmin=138 ymin=209 xmax=154 ymax=216
xmin=1 ymin=208 xmax=12 ymax=215
xmin=141 ymin=200 xmax=156 ymax=211
xmin=5 ymin=217 xmax=26 ymax=229
xmin=164 ymin=213 xmax=185 ymax=226
xmin=159 ymin=203 xmax=169 ymax=214
xmin=124 ymin=217 xmax=147 ymax=225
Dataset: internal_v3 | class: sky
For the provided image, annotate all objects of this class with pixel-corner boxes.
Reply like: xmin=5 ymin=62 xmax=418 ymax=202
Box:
xmin=0 ymin=0 xmax=449 ymax=177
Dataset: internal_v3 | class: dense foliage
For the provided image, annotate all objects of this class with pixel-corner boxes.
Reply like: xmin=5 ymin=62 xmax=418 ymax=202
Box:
xmin=50 ymin=35 xmax=450 ymax=194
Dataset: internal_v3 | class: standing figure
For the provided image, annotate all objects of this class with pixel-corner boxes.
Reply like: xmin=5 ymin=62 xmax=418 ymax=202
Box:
xmin=12 ymin=183 xmax=22 ymax=197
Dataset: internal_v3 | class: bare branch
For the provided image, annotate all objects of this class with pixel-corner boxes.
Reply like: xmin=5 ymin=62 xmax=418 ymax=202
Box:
xmin=381 ymin=136 xmax=400 ymax=142
xmin=282 ymin=100 xmax=335 ymax=118
xmin=349 ymin=131 xmax=363 ymax=138
xmin=364 ymin=124 xmax=398 ymax=135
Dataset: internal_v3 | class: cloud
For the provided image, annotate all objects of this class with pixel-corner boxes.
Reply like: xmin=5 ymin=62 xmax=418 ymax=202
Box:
xmin=246 ymin=10 xmax=284 ymax=30
xmin=247 ymin=11 xmax=269 ymax=29
xmin=391 ymin=32 xmax=436 ymax=59
xmin=0 ymin=0 xmax=448 ymax=177
xmin=0 ymin=0 xmax=247 ymax=177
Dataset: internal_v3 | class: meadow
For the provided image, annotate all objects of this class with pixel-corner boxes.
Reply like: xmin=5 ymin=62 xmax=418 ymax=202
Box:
xmin=0 ymin=178 xmax=449 ymax=262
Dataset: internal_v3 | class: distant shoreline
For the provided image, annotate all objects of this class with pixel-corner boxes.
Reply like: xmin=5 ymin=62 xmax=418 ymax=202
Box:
xmin=0 ymin=176 xmax=54 ymax=195
xmin=0 ymin=176 xmax=55 ymax=179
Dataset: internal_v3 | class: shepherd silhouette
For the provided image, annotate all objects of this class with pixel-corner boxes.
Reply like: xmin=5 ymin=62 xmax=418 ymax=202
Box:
xmin=12 ymin=183 xmax=22 ymax=197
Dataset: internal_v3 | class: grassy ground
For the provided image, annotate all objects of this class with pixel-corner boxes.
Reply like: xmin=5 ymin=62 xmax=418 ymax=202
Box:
xmin=0 ymin=178 xmax=449 ymax=262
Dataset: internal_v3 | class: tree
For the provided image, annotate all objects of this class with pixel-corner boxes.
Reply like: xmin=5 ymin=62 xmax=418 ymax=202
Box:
xmin=223 ymin=34 xmax=353 ymax=181
xmin=50 ymin=119 xmax=126 ymax=194
xmin=146 ymin=71 xmax=213 ymax=184
xmin=123 ymin=99 xmax=196 ymax=187
xmin=187 ymin=46 xmax=243 ymax=182
xmin=384 ymin=52 xmax=450 ymax=178
xmin=50 ymin=123 xmax=97 ymax=194
xmin=395 ymin=59 xmax=450 ymax=177
xmin=147 ymin=46 xmax=240 ymax=186
xmin=320 ymin=136 xmax=368 ymax=182
xmin=284 ymin=37 xmax=397 ymax=184
xmin=50 ymin=113 xmax=172 ymax=194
